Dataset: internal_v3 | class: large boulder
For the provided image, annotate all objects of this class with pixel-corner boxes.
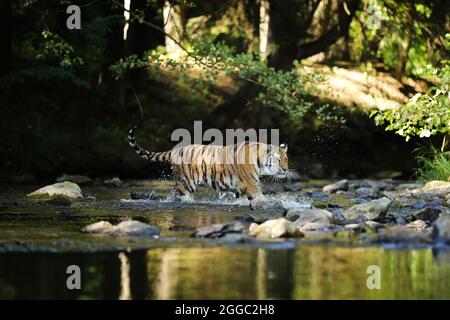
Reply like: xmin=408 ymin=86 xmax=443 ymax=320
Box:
xmin=355 ymin=187 xmax=379 ymax=198
xmin=322 ymin=180 xmax=349 ymax=193
xmin=372 ymin=226 xmax=431 ymax=244
xmin=432 ymin=215 xmax=450 ymax=244
xmin=249 ymin=218 xmax=304 ymax=239
xmin=113 ymin=220 xmax=160 ymax=237
xmin=420 ymin=181 xmax=450 ymax=196
xmin=194 ymin=222 xmax=244 ymax=238
xmin=82 ymin=220 xmax=159 ymax=237
xmin=27 ymin=181 xmax=83 ymax=199
xmin=104 ymin=177 xmax=124 ymax=188
xmin=343 ymin=197 xmax=391 ymax=223
xmin=82 ymin=221 xmax=114 ymax=233
xmin=286 ymin=208 xmax=334 ymax=232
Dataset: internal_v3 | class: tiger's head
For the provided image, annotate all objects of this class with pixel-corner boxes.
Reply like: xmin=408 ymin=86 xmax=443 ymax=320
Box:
xmin=260 ymin=143 xmax=289 ymax=178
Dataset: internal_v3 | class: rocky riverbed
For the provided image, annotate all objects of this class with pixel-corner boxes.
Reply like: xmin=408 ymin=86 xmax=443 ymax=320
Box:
xmin=1 ymin=177 xmax=449 ymax=252
xmin=1 ymin=177 xmax=450 ymax=299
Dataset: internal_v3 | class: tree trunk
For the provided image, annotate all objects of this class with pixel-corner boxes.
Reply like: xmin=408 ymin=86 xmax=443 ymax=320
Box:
xmin=0 ymin=0 xmax=12 ymax=76
xmin=127 ymin=0 xmax=164 ymax=92
xmin=101 ymin=2 xmax=125 ymax=109
xmin=163 ymin=1 xmax=184 ymax=58
xmin=206 ymin=0 xmax=360 ymax=129
xmin=396 ymin=4 xmax=414 ymax=79
xmin=259 ymin=0 xmax=271 ymax=60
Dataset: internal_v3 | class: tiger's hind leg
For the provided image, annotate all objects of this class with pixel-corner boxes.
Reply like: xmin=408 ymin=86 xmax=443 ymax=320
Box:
xmin=173 ymin=166 xmax=195 ymax=202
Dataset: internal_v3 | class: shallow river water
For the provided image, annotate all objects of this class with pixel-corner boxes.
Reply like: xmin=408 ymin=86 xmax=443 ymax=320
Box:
xmin=1 ymin=180 xmax=450 ymax=299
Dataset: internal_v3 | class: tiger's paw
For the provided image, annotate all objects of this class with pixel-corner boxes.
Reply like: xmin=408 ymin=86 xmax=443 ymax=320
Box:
xmin=249 ymin=197 xmax=265 ymax=211
xmin=179 ymin=194 xmax=194 ymax=202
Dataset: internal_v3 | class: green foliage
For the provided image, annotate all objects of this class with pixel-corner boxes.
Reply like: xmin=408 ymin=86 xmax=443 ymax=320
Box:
xmin=349 ymin=0 xmax=445 ymax=79
xmin=111 ymin=39 xmax=339 ymax=124
xmin=39 ymin=29 xmax=84 ymax=68
xmin=110 ymin=54 xmax=149 ymax=78
xmin=415 ymin=148 xmax=450 ymax=182
xmin=371 ymin=63 xmax=450 ymax=143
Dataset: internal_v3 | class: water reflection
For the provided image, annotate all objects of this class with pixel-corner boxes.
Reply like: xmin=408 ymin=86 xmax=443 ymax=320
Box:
xmin=1 ymin=246 xmax=450 ymax=299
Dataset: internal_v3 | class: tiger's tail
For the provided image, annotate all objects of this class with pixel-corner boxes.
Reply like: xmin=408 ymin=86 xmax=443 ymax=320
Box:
xmin=128 ymin=93 xmax=171 ymax=162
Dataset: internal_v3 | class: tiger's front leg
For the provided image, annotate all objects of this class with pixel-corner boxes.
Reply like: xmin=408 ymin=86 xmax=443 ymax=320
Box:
xmin=242 ymin=181 xmax=265 ymax=210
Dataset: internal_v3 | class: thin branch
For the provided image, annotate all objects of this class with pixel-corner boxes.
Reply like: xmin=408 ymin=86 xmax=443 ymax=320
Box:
xmin=163 ymin=2 xmax=172 ymax=27
xmin=110 ymin=0 xmax=261 ymax=86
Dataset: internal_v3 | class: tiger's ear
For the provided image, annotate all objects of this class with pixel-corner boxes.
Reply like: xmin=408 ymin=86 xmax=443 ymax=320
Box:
xmin=280 ymin=143 xmax=288 ymax=151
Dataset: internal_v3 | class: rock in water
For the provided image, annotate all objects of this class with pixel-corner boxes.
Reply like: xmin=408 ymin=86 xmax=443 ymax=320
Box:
xmin=27 ymin=181 xmax=83 ymax=199
xmin=286 ymin=208 xmax=333 ymax=232
xmin=373 ymin=226 xmax=431 ymax=244
xmin=82 ymin=220 xmax=159 ymax=237
xmin=433 ymin=215 xmax=450 ymax=244
xmin=130 ymin=190 xmax=159 ymax=200
xmin=82 ymin=221 xmax=114 ymax=233
xmin=365 ymin=220 xmax=384 ymax=231
xmin=343 ymin=197 xmax=391 ymax=223
xmin=104 ymin=177 xmax=124 ymax=188
xmin=194 ymin=222 xmax=244 ymax=238
xmin=249 ymin=218 xmax=304 ymax=239
xmin=323 ymin=180 xmax=349 ymax=193
xmin=113 ymin=220 xmax=159 ymax=237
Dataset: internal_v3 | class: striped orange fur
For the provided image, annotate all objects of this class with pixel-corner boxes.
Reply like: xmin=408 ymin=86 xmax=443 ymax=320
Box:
xmin=128 ymin=127 xmax=288 ymax=201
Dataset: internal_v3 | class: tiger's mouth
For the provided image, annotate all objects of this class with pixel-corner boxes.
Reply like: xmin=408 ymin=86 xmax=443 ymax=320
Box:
xmin=274 ymin=168 xmax=288 ymax=179
xmin=261 ymin=166 xmax=287 ymax=177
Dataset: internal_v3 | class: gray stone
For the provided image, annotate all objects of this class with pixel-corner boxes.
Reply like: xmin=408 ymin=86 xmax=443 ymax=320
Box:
xmin=397 ymin=182 xmax=424 ymax=190
xmin=359 ymin=179 xmax=390 ymax=191
xmin=432 ymin=215 xmax=450 ymax=244
xmin=28 ymin=181 xmax=83 ymax=199
xmin=411 ymin=207 xmax=441 ymax=222
xmin=299 ymin=222 xmax=331 ymax=232
xmin=395 ymin=197 xmax=422 ymax=207
xmin=104 ymin=177 xmax=124 ymax=188
xmin=420 ymin=181 xmax=450 ymax=196
xmin=235 ymin=213 xmax=278 ymax=224
xmin=283 ymin=183 xmax=302 ymax=192
xmin=262 ymin=183 xmax=284 ymax=194
xmin=373 ymin=226 xmax=431 ymax=244
xmin=323 ymin=180 xmax=349 ymax=193
xmin=221 ymin=233 xmax=253 ymax=243
xmin=365 ymin=220 xmax=384 ymax=231
xmin=331 ymin=210 xmax=346 ymax=225
xmin=249 ymin=218 xmax=304 ymax=239
xmin=194 ymin=222 xmax=244 ymax=238
xmin=286 ymin=208 xmax=334 ymax=227
xmin=406 ymin=220 xmax=428 ymax=231
xmin=355 ymin=187 xmax=379 ymax=198
xmin=344 ymin=223 xmax=365 ymax=232
xmin=82 ymin=221 xmax=114 ymax=233
xmin=343 ymin=197 xmax=391 ymax=223
xmin=130 ymin=190 xmax=159 ymax=200
xmin=113 ymin=220 xmax=160 ymax=237
xmin=82 ymin=220 xmax=159 ymax=237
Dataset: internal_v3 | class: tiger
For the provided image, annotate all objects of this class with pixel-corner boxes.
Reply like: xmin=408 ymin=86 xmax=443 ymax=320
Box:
xmin=127 ymin=111 xmax=288 ymax=208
